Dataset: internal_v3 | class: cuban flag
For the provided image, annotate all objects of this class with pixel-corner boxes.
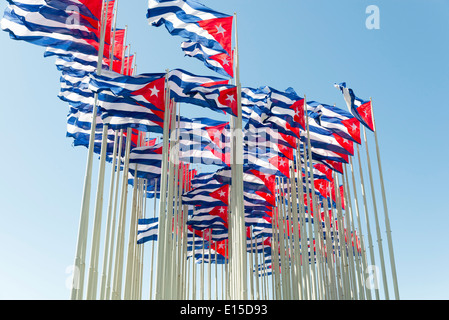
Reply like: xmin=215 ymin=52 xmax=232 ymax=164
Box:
xmin=334 ymin=82 xmax=374 ymax=132
xmin=147 ymin=0 xmax=233 ymax=76
xmin=128 ymin=143 xmax=163 ymax=181
xmin=307 ymin=101 xmax=361 ymax=144
xmin=185 ymin=83 xmax=238 ymax=117
xmin=181 ymin=40 xmax=234 ymax=78
xmin=137 ymin=217 xmax=158 ymax=244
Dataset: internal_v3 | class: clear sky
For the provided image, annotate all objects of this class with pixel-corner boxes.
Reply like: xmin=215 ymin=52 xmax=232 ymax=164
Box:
xmin=0 ymin=0 xmax=448 ymax=300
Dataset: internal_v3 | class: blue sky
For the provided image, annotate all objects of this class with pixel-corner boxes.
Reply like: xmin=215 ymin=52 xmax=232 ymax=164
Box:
xmin=0 ymin=0 xmax=448 ymax=300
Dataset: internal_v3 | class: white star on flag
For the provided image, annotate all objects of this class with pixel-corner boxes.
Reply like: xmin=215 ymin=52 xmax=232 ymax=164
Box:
xmin=149 ymin=86 xmax=159 ymax=97
xmin=218 ymin=190 xmax=226 ymax=197
xmin=218 ymin=207 xmax=225 ymax=213
xmin=225 ymin=94 xmax=235 ymax=104
xmin=221 ymin=56 xmax=231 ymax=66
xmin=215 ymin=24 xmax=226 ymax=37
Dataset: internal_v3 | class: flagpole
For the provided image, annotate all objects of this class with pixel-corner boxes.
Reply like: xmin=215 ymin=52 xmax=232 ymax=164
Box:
xmin=370 ymin=98 xmax=400 ymax=300
xmin=362 ymin=125 xmax=389 ymax=299
xmin=99 ymin=129 xmax=119 ymax=300
xmin=343 ymin=164 xmax=363 ymax=299
xmin=303 ymin=105 xmax=319 ymax=300
xmin=341 ymin=167 xmax=358 ymax=299
xmin=290 ymin=157 xmax=302 ymax=299
xmin=105 ymin=129 xmax=124 ymax=299
xmin=124 ymin=160 xmax=140 ymax=299
xmin=295 ymin=146 xmax=307 ymax=299
xmin=349 ymin=155 xmax=371 ymax=299
xmin=154 ymin=73 xmax=171 ymax=300
xmin=148 ymin=178 xmax=158 ymax=300
xmin=86 ymin=121 xmax=109 ymax=300
xmin=356 ymin=143 xmax=379 ymax=299
xmin=297 ymin=142 xmax=311 ymax=299
xmin=71 ymin=0 xmax=108 ymax=300
xmin=111 ymin=126 xmax=132 ymax=299
xmin=227 ymin=12 xmax=246 ymax=300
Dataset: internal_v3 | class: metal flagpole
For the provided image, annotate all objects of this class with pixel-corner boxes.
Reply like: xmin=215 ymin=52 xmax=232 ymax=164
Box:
xmin=164 ymin=99 xmax=177 ymax=299
xmin=99 ymin=129 xmax=119 ymax=300
xmin=289 ymin=159 xmax=301 ymax=300
xmin=105 ymin=129 xmax=124 ymax=299
xmin=362 ymin=125 xmax=389 ymax=299
xmin=154 ymin=73 xmax=171 ymax=300
xmin=370 ymin=98 xmax=400 ymax=299
xmin=149 ymin=178 xmax=158 ymax=299
xmin=341 ymin=168 xmax=358 ymax=299
xmin=87 ymin=1 xmax=122 ymax=292
xmin=303 ymin=106 xmax=319 ymax=300
xmin=124 ymin=160 xmax=140 ymax=299
xmin=97 ymin=5 xmax=121 ymax=291
xmin=349 ymin=155 xmax=371 ymax=300
xmin=356 ymin=143 xmax=379 ymax=299
xmin=111 ymin=126 xmax=132 ymax=299
xmin=343 ymin=164 xmax=363 ymax=300
xmin=229 ymin=12 xmax=246 ymax=300
xmin=296 ymin=142 xmax=311 ymax=299
xmin=71 ymin=0 xmax=108 ymax=300
xmin=86 ymin=122 xmax=109 ymax=300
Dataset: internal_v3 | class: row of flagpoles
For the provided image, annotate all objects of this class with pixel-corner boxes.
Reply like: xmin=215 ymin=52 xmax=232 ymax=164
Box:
xmin=1 ymin=0 xmax=399 ymax=300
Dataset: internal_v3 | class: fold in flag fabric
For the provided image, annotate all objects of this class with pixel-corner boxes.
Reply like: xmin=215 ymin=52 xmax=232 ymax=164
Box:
xmin=168 ymin=68 xmax=229 ymax=107
xmin=2 ymin=0 xmax=115 ymax=59
xmin=268 ymin=87 xmax=306 ymax=131
xmin=88 ymin=69 xmax=166 ymax=111
xmin=307 ymin=101 xmax=361 ymax=144
xmin=137 ymin=217 xmax=158 ymax=244
xmin=185 ymin=83 xmax=238 ymax=117
xmin=128 ymin=143 xmax=163 ymax=181
xmin=88 ymin=70 xmax=167 ymax=132
xmin=147 ymin=0 xmax=233 ymax=77
xmin=181 ymin=40 xmax=234 ymax=78
xmin=334 ymin=82 xmax=374 ymax=131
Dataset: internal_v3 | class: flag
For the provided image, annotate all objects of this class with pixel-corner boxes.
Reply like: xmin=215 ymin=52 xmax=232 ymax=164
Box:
xmin=307 ymin=101 xmax=361 ymax=144
xmin=147 ymin=0 xmax=233 ymax=55
xmin=168 ymin=68 xmax=230 ymax=109
xmin=137 ymin=217 xmax=158 ymax=244
xmin=128 ymin=144 xmax=163 ymax=181
xmin=334 ymin=82 xmax=374 ymax=131
xmin=184 ymin=83 xmax=238 ymax=116
xmin=181 ymin=40 xmax=234 ymax=78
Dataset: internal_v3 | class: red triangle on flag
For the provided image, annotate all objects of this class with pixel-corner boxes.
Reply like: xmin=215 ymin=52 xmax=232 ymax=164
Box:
xmin=217 ymin=86 xmax=238 ymax=116
xmin=268 ymin=156 xmax=290 ymax=179
xmin=357 ymin=101 xmax=375 ymax=131
xmin=255 ymin=191 xmax=276 ymax=207
xmin=131 ymin=77 xmax=165 ymax=111
xmin=209 ymin=184 xmax=229 ymax=205
xmin=249 ymin=169 xmax=275 ymax=194
xmin=279 ymin=132 xmax=297 ymax=149
xmin=323 ymin=159 xmax=343 ymax=174
xmin=285 ymin=122 xmax=301 ymax=139
xmin=341 ymin=117 xmax=361 ymax=144
xmin=197 ymin=16 xmax=234 ymax=55
xmin=205 ymin=123 xmax=228 ymax=149
xmin=290 ymin=99 xmax=305 ymax=130
xmin=332 ymin=133 xmax=354 ymax=156
xmin=209 ymin=206 xmax=228 ymax=228
xmin=277 ymin=143 xmax=294 ymax=160
xmin=210 ymin=51 xmax=234 ymax=78
xmin=314 ymin=163 xmax=333 ymax=182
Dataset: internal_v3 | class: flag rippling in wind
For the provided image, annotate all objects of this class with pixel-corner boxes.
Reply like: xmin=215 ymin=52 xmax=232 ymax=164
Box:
xmin=147 ymin=0 xmax=234 ymax=77
xmin=334 ymin=82 xmax=374 ymax=132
